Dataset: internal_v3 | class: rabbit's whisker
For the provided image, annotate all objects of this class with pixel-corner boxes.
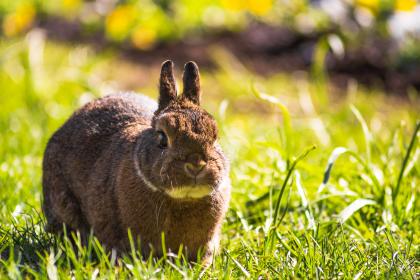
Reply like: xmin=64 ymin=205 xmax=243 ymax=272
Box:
xmin=155 ymin=197 xmax=165 ymax=228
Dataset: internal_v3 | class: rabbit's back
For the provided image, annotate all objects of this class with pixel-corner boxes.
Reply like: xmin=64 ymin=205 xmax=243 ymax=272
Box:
xmin=42 ymin=93 xmax=156 ymax=235
xmin=55 ymin=93 xmax=156 ymax=146
xmin=52 ymin=93 xmax=153 ymax=159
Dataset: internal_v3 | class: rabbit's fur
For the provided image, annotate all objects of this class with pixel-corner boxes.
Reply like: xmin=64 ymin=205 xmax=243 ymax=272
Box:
xmin=42 ymin=61 xmax=231 ymax=262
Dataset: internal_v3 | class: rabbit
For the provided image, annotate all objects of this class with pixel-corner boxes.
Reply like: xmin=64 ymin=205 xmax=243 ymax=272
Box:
xmin=42 ymin=60 xmax=231 ymax=262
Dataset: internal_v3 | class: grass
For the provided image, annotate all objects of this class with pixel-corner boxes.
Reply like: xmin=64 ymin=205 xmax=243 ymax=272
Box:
xmin=0 ymin=34 xmax=419 ymax=279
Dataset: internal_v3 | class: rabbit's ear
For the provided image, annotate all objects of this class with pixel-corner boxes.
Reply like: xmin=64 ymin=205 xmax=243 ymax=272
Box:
xmin=182 ymin=61 xmax=201 ymax=105
xmin=158 ymin=60 xmax=177 ymax=111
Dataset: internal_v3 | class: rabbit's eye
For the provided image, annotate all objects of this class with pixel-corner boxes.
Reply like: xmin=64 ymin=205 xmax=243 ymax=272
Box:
xmin=157 ymin=131 xmax=168 ymax=149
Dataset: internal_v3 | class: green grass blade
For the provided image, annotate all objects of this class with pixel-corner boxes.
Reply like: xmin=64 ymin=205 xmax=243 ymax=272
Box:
xmin=273 ymin=146 xmax=316 ymax=226
xmin=350 ymin=105 xmax=373 ymax=164
xmin=318 ymin=147 xmax=348 ymax=193
xmin=295 ymin=171 xmax=316 ymax=231
xmin=393 ymin=121 xmax=420 ymax=201
xmin=318 ymin=147 xmax=381 ymax=196
xmin=252 ymin=85 xmax=292 ymax=160
xmin=223 ymin=249 xmax=250 ymax=278
xmin=337 ymin=199 xmax=377 ymax=224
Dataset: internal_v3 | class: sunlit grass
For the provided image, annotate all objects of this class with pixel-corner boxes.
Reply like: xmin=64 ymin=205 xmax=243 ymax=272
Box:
xmin=0 ymin=34 xmax=419 ymax=278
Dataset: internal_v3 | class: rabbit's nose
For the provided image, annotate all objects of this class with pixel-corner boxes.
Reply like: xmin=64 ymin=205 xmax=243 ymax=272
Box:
xmin=184 ymin=153 xmax=207 ymax=177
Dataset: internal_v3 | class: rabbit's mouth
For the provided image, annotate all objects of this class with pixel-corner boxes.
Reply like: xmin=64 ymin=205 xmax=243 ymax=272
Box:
xmin=165 ymin=185 xmax=212 ymax=200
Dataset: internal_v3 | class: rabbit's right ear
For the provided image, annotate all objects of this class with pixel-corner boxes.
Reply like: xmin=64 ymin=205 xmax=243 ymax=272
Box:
xmin=158 ymin=60 xmax=177 ymax=111
xmin=182 ymin=61 xmax=201 ymax=105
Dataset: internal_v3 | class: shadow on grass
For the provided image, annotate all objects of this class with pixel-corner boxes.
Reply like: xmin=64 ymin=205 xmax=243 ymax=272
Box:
xmin=0 ymin=210 xmax=114 ymax=276
xmin=0 ymin=209 xmax=58 ymax=269
xmin=0 ymin=208 xmax=202 ymax=277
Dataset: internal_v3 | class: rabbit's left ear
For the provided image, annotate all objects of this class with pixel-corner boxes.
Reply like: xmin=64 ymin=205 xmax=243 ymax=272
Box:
xmin=182 ymin=61 xmax=201 ymax=105
xmin=158 ymin=60 xmax=177 ymax=111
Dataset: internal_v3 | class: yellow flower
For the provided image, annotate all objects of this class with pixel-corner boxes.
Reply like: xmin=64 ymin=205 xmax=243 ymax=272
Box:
xmin=356 ymin=0 xmax=417 ymax=12
xmin=395 ymin=0 xmax=417 ymax=11
xmin=221 ymin=0 xmax=245 ymax=11
xmin=105 ymin=5 xmax=136 ymax=40
xmin=3 ymin=4 xmax=36 ymax=37
xmin=131 ymin=26 xmax=157 ymax=50
xmin=221 ymin=0 xmax=273 ymax=15
xmin=62 ymin=0 xmax=82 ymax=11
xmin=246 ymin=0 xmax=273 ymax=16
xmin=355 ymin=0 xmax=380 ymax=11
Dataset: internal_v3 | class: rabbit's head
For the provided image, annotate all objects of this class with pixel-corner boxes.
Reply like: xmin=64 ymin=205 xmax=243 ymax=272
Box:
xmin=135 ymin=60 xmax=228 ymax=200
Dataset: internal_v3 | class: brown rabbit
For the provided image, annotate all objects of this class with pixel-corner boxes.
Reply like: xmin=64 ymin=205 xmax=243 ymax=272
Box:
xmin=42 ymin=60 xmax=231 ymax=262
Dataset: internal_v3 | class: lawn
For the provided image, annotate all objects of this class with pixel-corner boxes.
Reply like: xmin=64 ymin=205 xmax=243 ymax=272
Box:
xmin=0 ymin=35 xmax=419 ymax=279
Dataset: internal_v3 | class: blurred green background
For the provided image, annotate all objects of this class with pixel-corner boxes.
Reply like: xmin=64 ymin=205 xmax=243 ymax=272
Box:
xmin=0 ymin=0 xmax=419 ymax=278
xmin=2 ymin=0 xmax=420 ymax=92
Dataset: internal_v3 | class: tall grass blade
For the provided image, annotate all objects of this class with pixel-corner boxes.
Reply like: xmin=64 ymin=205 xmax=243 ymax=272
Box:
xmin=252 ymin=85 xmax=292 ymax=160
xmin=266 ymin=146 xmax=316 ymax=251
xmin=273 ymin=146 xmax=316 ymax=226
xmin=403 ymin=148 xmax=419 ymax=177
xmin=295 ymin=171 xmax=316 ymax=231
xmin=318 ymin=147 xmax=381 ymax=195
xmin=166 ymin=260 xmax=188 ymax=278
xmin=393 ymin=121 xmax=420 ymax=201
xmin=350 ymin=105 xmax=373 ymax=164
xmin=161 ymin=232 xmax=167 ymax=259
xmin=318 ymin=147 xmax=348 ymax=193
xmin=223 ymin=249 xmax=250 ymax=278
xmin=337 ymin=199 xmax=377 ymax=224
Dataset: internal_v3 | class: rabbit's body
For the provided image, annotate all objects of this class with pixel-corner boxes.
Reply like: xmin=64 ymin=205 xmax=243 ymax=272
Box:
xmin=42 ymin=62 xmax=230 ymax=261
